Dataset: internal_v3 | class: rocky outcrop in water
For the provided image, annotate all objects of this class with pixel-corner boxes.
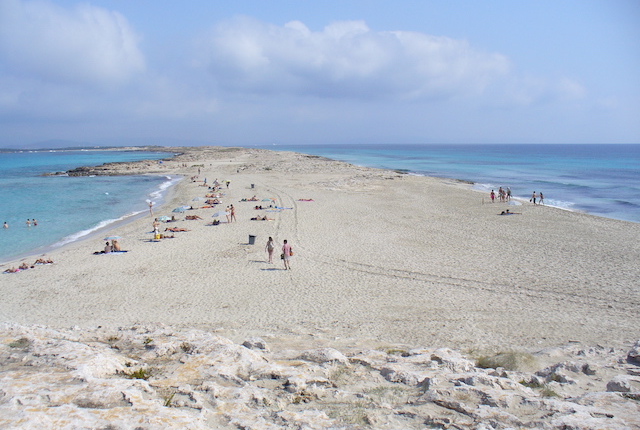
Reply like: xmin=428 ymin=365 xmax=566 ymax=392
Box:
xmin=1 ymin=324 xmax=638 ymax=429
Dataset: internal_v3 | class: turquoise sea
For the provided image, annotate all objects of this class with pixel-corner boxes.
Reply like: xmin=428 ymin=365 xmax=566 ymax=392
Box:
xmin=0 ymin=150 xmax=177 ymax=263
xmin=259 ymin=143 xmax=640 ymax=224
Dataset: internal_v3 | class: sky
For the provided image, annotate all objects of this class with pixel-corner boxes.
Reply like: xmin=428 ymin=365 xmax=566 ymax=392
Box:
xmin=0 ymin=0 xmax=639 ymax=148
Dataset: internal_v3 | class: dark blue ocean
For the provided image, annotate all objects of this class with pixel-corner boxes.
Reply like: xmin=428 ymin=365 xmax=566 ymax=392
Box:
xmin=0 ymin=150 xmax=177 ymax=263
xmin=258 ymin=143 xmax=640 ymax=224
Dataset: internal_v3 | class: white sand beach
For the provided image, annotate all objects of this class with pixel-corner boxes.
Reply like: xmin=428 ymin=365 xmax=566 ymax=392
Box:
xmin=2 ymin=146 xmax=640 ymax=429
xmin=1 ymin=146 xmax=638 ymax=352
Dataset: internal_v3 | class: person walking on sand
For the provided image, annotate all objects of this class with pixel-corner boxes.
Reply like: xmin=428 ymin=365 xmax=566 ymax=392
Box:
xmin=490 ymin=190 xmax=495 ymax=203
xmin=539 ymin=192 xmax=544 ymax=205
xmin=282 ymin=239 xmax=292 ymax=270
xmin=265 ymin=236 xmax=275 ymax=263
xmin=531 ymin=191 xmax=538 ymax=205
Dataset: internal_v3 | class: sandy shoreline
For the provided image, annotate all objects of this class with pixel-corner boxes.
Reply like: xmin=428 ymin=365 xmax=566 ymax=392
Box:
xmin=1 ymin=146 xmax=639 ymax=353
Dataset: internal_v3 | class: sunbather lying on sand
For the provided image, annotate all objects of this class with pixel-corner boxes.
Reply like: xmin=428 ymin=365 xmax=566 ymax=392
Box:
xmin=34 ymin=258 xmax=54 ymax=265
xmin=250 ymin=215 xmax=274 ymax=221
xmin=499 ymin=210 xmax=521 ymax=215
xmin=185 ymin=215 xmax=203 ymax=220
xmin=166 ymin=227 xmax=190 ymax=232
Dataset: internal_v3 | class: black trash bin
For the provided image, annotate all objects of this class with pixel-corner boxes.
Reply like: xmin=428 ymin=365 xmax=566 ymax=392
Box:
xmin=248 ymin=235 xmax=256 ymax=245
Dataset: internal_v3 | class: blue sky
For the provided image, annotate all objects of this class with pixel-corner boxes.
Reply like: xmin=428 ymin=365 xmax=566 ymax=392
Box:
xmin=0 ymin=0 xmax=638 ymax=147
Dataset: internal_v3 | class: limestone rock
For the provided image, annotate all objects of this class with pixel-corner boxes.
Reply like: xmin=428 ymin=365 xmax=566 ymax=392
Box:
xmin=299 ymin=347 xmax=349 ymax=365
xmin=606 ymin=375 xmax=632 ymax=392
xmin=1 ymin=324 xmax=639 ymax=429
xmin=628 ymin=340 xmax=640 ymax=365
xmin=242 ymin=337 xmax=270 ymax=351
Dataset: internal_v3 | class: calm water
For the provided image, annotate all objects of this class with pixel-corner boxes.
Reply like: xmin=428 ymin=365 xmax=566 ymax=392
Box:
xmin=258 ymin=143 xmax=640 ymax=223
xmin=2 ymin=144 xmax=638 ymax=263
xmin=0 ymin=150 xmax=177 ymax=263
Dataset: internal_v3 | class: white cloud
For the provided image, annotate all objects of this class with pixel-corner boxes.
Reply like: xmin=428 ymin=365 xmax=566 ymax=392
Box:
xmin=200 ymin=17 xmax=512 ymax=100
xmin=0 ymin=0 xmax=145 ymax=86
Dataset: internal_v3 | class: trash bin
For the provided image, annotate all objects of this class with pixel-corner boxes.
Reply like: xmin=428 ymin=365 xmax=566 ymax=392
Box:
xmin=248 ymin=235 xmax=256 ymax=245
xmin=251 ymin=184 xmax=255 ymax=189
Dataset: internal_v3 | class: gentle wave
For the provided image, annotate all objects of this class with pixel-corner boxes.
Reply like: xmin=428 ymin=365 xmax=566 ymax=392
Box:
xmin=543 ymin=199 xmax=576 ymax=210
xmin=52 ymin=175 xmax=182 ymax=249
xmin=149 ymin=176 xmax=182 ymax=203
xmin=53 ymin=210 xmax=145 ymax=248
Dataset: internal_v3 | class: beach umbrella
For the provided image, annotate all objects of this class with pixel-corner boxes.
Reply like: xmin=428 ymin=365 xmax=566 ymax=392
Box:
xmin=172 ymin=205 xmax=191 ymax=213
xmin=157 ymin=216 xmax=171 ymax=221
xmin=104 ymin=235 xmax=121 ymax=241
xmin=211 ymin=211 xmax=230 ymax=218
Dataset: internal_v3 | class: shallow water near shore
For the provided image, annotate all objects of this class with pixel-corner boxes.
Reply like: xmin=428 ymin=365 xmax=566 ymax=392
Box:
xmin=259 ymin=143 xmax=640 ymax=223
xmin=0 ymin=150 xmax=174 ymax=263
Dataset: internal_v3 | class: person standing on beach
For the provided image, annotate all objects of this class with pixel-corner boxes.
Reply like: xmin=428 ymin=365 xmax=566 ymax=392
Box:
xmin=265 ymin=237 xmax=275 ymax=263
xmin=152 ymin=218 xmax=160 ymax=238
xmin=230 ymin=204 xmax=236 ymax=222
xmin=490 ymin=190 xmax=495 ymax=203
xmin=539 ymin=192 xmax=544 ymax=205
xmin=506 ymin=188 xmax=512 ymax=201
xmin=531 ymin=191 xmax=538 ymax=205
xmin=282 ymin=239 xmax=292 ymax=270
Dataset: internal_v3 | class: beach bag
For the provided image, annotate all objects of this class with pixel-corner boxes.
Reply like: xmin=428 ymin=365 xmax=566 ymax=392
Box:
xmin=289 ymin=250 xmax=294 ymax=256
xmin=280 ymin=253 xmax=285 ymax=260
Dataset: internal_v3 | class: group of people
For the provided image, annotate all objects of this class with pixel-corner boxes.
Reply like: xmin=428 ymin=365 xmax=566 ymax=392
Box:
xmin=204 ymin=178 xmax=230 ymax=191
xmin=489 ymin=188 xmax=545 ymax=205
xmin=225 ymin=205 xmax=236 ymax=223
xmin=94 ymin=240 xmax=122 ymax=254
xmin=3 ymin=258 xmax=54 ymax=273
xmin=530 ymin=191 xmax=544 ymax=205
xmin=265 ymin=237 xmax=293 ymax=270
xmin=489 ymin=187 xmax=512 ymax=203
xmin=3 ymin=219 xmax=38 ymax=229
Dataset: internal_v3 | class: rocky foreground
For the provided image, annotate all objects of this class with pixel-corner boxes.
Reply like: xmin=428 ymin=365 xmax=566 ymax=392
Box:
xmin=1 ymin=324 xmax=639 ymax=429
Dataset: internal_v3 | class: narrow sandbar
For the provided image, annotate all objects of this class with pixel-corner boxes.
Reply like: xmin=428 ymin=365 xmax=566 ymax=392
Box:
xmin=1 ymin=146 xmax=638 ymax=352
